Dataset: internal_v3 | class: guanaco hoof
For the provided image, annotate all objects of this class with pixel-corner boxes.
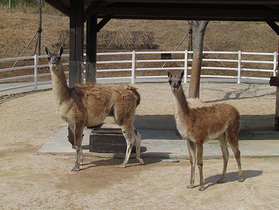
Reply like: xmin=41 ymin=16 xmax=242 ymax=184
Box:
xmin=71 ymin=165 xmax=81 ymax=172
xmin=138 ymin=158 xmax=145 ymax=165
xmin=199 ymin=187 xmax=205 ymax=191
xmin=217 ymin=178 xmax=225 ymax=183
xmin=72 ymin=164 xmax=80 ymax=171
xmin=117 ymin=164 xmax=126 ymax=168
xmin=239 ymin=178 xmax=245 ymax=182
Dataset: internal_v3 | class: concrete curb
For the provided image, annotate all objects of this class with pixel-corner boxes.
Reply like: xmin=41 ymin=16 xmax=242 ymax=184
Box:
xmin=37 ymin=126 xmax=279 ymax=159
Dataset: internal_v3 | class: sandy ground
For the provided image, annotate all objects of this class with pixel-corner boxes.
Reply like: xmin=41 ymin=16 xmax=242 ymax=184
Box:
xmin=1 ymin=82 xmax=279 ymax=209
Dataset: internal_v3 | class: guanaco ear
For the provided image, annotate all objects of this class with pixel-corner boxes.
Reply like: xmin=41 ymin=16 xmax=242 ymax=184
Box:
xmin=180 ymin=70 xmax=184 ymax=79
xmin=167 ymin=70 xmax=172 ymax=78
xmin=59 ymin=46 xmax=64 ymax=56
xmin=45 ymin=46 xmax=50 ymax=56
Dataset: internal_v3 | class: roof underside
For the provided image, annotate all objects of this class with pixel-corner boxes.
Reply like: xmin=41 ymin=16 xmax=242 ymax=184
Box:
xmin=45 ymin=0 xmax=279 ymax=21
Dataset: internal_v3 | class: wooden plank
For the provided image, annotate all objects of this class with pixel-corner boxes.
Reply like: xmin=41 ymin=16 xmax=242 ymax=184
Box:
xmin=89 ymin=127 xmax=137 ymax=153
xmin=89 ymin=132 xmax=136 ymax=153
xmin=91 ymin=133 xmax=125 ymax=144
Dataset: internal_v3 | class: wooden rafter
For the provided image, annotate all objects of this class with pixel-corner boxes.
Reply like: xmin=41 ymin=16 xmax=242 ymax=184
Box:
xmin=83 ymin=0 xmax=105 ymax=21
xmin=266 ymin=19 xmax=279 ymax=35
xmin=97 ymin=16 xmax=112 ymax=32
xmin=44 ymin=0 xmax=70 ymax=16
xmin=44 ymin=0 xmax=279 ymax=21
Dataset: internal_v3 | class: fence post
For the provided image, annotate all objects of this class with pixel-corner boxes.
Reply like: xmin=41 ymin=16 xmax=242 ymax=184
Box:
xmin=184 ymin=50 xmax=188 ymax=83
xmin=34 ymin=55 xmax=38 ymax=91
xmin=131 ymin=51 xmax=136 ymax=84
xmin=237 ymin=51 xmax=241 ymax=84
xmin=274 ymin=52 xmax=278 ymax=76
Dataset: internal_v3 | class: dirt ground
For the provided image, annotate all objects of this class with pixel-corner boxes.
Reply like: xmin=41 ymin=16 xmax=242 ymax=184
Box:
xmin=1 ymin=82 xmax=279 ymax=209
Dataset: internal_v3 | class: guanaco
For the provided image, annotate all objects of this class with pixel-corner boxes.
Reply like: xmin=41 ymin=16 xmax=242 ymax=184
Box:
xmin=168 ymin=70 xmax=244 ymax=191
xmin=46 ymin=46 xmax=144 ymax=171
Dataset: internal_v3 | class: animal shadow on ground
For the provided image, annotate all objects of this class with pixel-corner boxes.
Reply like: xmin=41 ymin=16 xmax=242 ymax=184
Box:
xmin=203 ymin=170 xmax=262 ymax=190
xmin=79 ymin=155 xmax=160 ymax=171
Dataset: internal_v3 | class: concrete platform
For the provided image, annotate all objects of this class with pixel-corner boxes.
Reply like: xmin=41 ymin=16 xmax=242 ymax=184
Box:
xmin=37 ymin=125 xmax=279 ymax=159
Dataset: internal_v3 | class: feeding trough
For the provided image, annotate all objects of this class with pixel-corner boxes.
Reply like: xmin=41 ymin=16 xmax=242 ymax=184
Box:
xmin=89 ymin=124 xmax=135 ymax=153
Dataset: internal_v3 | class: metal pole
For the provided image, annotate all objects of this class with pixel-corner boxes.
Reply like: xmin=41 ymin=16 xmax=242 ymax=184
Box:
xmin=203 ymin=42 xmax=225 ymax=67
xmin=37 ymin=0 xmax=42 ymax=56
xmin=42 ymin=31 xmax=59 ymax=51
xmin=161 ymin=31 xmax=189 ymax=68
xmin=34 ymin=55 xmax=38 ymax=91
xmin=237 ymin=51 xmax=241 ymax=84
xmin=131 ymin=51 xmax=136 ymax=84
xmin=12 ymin=31 xmax=38 ymax=67
xmin=188 ymin=21 xmax=193 ymax=59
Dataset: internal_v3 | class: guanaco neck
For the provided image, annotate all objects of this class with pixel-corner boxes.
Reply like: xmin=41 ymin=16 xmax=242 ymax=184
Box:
xmin=172 ymin=86 xmax=190 ymax=116
xmin=50 ymin=64 xmax=70 ymax=107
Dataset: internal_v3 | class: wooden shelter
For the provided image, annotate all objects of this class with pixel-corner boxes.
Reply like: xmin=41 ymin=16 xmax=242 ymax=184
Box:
xmin=44 ymin=0 xmax=279 ymax=128
xmin=44 ymin=0 xmax=279 ymax=84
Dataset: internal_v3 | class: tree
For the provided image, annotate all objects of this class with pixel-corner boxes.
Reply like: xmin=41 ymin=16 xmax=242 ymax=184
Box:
xmin=188 ymin=21 xmax=209 ymax=98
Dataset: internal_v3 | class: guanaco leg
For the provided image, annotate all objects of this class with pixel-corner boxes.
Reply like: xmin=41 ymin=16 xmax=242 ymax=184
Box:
xmin=186 ymin=139 xmax=196 ymax=189
xmin=197 ymin=142 xmax=205 ymax=191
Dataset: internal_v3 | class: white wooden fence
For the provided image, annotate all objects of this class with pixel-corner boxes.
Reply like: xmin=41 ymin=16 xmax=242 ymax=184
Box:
xmin=0 ymin=50 xmax=277 ymax=93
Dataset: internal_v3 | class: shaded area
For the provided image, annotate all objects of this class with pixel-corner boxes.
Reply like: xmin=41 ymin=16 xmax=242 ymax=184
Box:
xmin=204 ymin=170 xmax=263 ymax=190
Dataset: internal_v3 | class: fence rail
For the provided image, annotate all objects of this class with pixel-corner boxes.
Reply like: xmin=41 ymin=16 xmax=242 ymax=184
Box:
xmin=0 ymin=50 xmax=277 ymax=94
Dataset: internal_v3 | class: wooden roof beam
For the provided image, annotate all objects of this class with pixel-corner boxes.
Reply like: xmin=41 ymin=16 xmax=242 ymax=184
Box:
xmin=95 ymin=3 xmax=279 ymax=21
xmin=45 ymin=0 xmax=70 ymax=16
xmin=97 ymin=16 xmax=112 ymax=32
xmin=83 ymin=0 xmax=105 ymax=21
xmin=266 ymin=19 xmax=279 ymax=35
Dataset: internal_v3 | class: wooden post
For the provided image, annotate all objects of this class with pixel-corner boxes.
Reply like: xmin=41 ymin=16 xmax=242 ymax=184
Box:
xmin=86 ymin=14 xmax=97 ymax=83
xmin=68 ymin=0 xmax=84 ymax=144
xmin=275 ymin=36 xmax=279 ymax=130
xmin=69 ymin=0 xmax=84 ymax=87
xmin=265 ymin=19 xmax=279 ymax=130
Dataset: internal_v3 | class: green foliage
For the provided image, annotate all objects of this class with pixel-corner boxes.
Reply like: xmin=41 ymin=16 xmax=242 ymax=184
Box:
xmin=0 ymin=0 xmax=42 ymax=7
xmin=0 ymin=0 xmax=60 ymax=15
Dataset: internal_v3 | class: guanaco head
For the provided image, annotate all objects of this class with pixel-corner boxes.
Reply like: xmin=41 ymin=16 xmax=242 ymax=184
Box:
xmin=45 ymin=46 xmax=63 ymax=70
xmin=167 ymin=70 xmax=184 ymax=91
